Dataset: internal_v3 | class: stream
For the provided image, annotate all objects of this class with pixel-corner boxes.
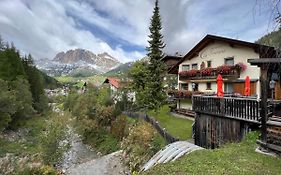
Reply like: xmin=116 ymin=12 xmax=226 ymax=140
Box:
xmin=51 ymin=102 xmax=129 ymax=175
xmin=57 ymin=126 xmax=129 ymax=175
xmin=57 ymin=126 xmax=100 ymax=171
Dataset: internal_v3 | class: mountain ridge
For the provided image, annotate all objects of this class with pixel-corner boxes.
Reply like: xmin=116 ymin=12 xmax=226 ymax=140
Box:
xmin=36 ymin=48 xmax=122 ymax=76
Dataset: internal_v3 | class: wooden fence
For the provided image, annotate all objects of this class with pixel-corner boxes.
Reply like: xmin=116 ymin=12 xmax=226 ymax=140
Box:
xmin=193 ymin=95 xmax=261 ymax=124
xmin=123 ymin=111 xmax=179 ymax=143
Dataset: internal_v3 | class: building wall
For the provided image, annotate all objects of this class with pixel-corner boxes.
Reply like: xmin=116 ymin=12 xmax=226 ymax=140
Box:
xmin=178 ymin=41 xmax=261 ymax=96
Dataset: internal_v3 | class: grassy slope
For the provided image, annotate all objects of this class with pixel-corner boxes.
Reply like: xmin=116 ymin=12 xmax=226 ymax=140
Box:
xmin=0 ymin=116 xmax=45 ymax=156
xmin=148 ymin=105 xmax=193 ymax=140
xmin=144 ymin=132 xmax=281 ymax=175
xmin=0 ymin=112 xmax=69 ymax=164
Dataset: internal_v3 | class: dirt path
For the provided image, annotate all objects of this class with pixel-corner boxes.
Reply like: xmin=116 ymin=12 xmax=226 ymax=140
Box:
xmin=66 ymin=150 xmax=129 ymax=175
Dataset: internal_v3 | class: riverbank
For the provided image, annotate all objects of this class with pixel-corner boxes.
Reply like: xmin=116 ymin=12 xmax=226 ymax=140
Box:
xmin=0 ymin=112 xmax=69 ymax=174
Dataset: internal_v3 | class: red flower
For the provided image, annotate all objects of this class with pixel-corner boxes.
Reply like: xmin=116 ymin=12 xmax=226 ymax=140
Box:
xmin=216 ymin=65 xmax=233 ymax=75
xmin=179 ymin=69 xmax=199 ymax=77
xmin=200 ymin=68 xmax=213 ymax=76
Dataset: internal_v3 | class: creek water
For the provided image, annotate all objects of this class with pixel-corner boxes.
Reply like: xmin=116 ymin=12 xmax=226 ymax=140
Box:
xmin=57 ymin=126 xmax=99 ymax=172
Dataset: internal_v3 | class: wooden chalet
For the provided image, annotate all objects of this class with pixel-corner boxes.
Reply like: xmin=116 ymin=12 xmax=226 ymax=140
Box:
xmin=169 ymin=34 xmax=277 ymax=98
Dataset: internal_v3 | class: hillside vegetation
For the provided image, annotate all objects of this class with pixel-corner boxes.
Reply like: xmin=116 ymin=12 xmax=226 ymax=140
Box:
xmin=144 ymin=132 xmax=281 ymax=175
xmin=256 ymin=28 xmax=281 ymax=50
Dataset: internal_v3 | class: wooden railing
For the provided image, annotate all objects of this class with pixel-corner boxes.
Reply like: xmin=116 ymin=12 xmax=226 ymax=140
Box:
xmin=123 ymin=111 xmax=179 ymax=143
xmin=192 ymin=95 xmax=261 ymax=123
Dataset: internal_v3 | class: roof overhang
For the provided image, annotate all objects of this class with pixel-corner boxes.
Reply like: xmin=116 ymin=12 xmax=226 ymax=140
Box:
xmin=248 ymin=58 xmax=281 ymax=66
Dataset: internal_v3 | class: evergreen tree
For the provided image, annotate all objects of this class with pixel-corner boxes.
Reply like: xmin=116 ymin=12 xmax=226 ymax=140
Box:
xmin=0 ymin=47 xmax=26 ymax=81
xmin=22 ymin=54 xmax=47 ymax=112
xmin=130 ymin=0 xmax=166 ymax=111
xmin=0 ymin=79 xmax=17 ymax=130
xmin=146 ymin=0 xmax=167 ymax=111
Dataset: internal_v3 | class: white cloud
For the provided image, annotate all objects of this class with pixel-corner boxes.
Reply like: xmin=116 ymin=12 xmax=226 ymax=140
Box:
xmin=0 ymin=0 xmax=277 ymax=63
xmin=0 ymin=0 xmax=145 ymax=63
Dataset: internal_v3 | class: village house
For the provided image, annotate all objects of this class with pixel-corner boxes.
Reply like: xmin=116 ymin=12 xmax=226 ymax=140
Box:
xmin=161 ymin=55 xmax=182 ymax=90
xmin=169 ymin=34 xmax=279 ymax=99
xmin=103 ymin=77 xmax=135 ymax=103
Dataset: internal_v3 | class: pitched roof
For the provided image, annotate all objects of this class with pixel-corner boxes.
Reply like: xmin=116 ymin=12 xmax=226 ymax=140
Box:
xmin=169 ymin=34 xmax=276 ymax=73
xmin=104 ymin=77 xmax=121 ymax=88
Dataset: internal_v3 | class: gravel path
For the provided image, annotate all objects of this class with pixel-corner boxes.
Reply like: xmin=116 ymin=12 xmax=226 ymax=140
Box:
xmin=66 ymin=150 xmax=129 ymax=175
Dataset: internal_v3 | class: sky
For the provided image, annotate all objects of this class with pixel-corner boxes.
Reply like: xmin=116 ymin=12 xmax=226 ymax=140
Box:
xmin=0 ymin=0 xmax=280 ymax=63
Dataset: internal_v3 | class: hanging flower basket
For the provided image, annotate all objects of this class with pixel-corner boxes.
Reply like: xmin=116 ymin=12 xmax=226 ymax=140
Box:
xmin=234 ymin=62 xmax=247 ymax=73
xmin=216 ymin=65 xmax=233 ymax=75
xmin=179 ymin=69 xmax=199 ymax=77
xmin=200 ymin=68 xmax=213 ymax=76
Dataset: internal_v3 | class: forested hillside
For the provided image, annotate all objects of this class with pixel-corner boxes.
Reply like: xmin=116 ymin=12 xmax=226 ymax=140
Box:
xmin=256 ymin=28 xmax=281 ymax=50
xmin=0 ymin=37 xmax=59 ymax=130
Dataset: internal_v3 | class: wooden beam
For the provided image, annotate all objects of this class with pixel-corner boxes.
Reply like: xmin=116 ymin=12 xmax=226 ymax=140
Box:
xmin=260 ymin=64 xmax=269 ymax=141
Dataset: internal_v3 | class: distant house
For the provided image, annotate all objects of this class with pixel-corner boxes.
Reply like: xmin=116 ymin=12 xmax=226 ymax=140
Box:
xmin=103 ymin=77 xmax=135 ymax=103
xmin=161 ymin=55 xmax=182 ymax=89
xmin=169 ymin=34 xmax=277 ymax=97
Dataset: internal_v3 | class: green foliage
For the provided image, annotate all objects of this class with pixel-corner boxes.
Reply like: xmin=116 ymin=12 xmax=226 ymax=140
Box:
xmin=0 ymin=112 xmax=68 ymax=171
xmin=18 ymin=165 xmax=57 ymax=175
xmin=129 ymin=1 xmax=167 ymax=111
xmin=95 ymin=105 xmax=114 ymax=126
xmin=41 ymin=113 xmax=68 ymax=165
xmin=104 ymin=62 xmax=133 ymax=77
xmin=41 ymin=71 xmax=61 ymax=89
xmin=122 ymin=121 xmax=166 ymax=171
xmin=8 ymin=77 xmax=36 ymax=129
xmin=256 ymin=28 xmax=281 ymax=50
xmin=144 ymin=132 xmax=281 ymax=175
xmin=63 ymin=91 xmax=79 ymax=111
xmin=0 ymin=47 xmax=26 ymax=81
xmin=148 ymin=105 xmax=193 ymax=140
xmin=22 ymin=55 xmax=47 ymax=112
xmin=0 ymin=79 xmax=16 ymax=130
xmin=111 ymin=115 xmax=127 ymax=140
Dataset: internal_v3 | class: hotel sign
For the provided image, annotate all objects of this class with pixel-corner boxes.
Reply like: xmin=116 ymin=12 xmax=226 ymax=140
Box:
xmin=200 ymin=46 xmax=226 ymax=59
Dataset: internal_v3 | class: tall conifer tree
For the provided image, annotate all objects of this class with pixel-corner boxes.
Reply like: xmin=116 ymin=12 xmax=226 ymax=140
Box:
xmin=145 ymin=0 xmax=166 ymax=111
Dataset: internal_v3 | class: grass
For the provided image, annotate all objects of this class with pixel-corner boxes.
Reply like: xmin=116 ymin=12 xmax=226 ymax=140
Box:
xmin=0 ymin=115 xmax=46 ymax=157
xmin=148 ymin=105 xmax=193 ymax=140
xmin=143 ymin=132 xmax=281 ymax=175
xmin=55 ymin=75 xmax=105 ymax=85
xmin=0 ymin=111 xmax=69 ymax=165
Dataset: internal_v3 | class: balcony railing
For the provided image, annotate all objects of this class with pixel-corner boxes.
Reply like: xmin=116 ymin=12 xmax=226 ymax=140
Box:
xmin=192 ymin=95 xmax=261 ymax=123
xmin=179 ymin=66 xmax=240 ymax=80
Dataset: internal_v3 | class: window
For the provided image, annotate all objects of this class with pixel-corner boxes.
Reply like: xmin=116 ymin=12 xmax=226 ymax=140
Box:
xmin=192 ymin=63 xmax=198 ymax=70
xmin=224 ymin=83 xmax=234 ymax=93
xmin=207 ymin=61 xmax=212 ymax=68
xmin=206 ymin=82 xmax=211 ymax=90
xmin=225 ymin=57 xmax=234 ymax=66
xmin=182 ymin=64 xmax=190 ymax=71
xmin=181 ymin=83 xmax=189 ymax=90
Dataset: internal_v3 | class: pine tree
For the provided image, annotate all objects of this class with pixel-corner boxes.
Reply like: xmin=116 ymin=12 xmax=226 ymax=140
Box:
xmin=22 ymin=54 xmax=47 ymax=112
xmin=145 ymin=0 xmax=166 ymax=111
xmin=130 ymin=0 xmax=167 ymax=111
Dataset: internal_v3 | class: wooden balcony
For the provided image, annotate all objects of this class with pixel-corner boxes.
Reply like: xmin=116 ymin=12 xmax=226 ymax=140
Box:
xmin=179 ymin=67 xmax=240 ymax=81
xmin=192 ymin=95 xmax=261 ymax=124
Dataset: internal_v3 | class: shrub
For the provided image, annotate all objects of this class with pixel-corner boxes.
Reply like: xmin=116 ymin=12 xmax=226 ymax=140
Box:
xmin=40 ymin=114 xmax=67 ymax=165
xmin=0 ymin=79 xmax=16 ymax=131
xmin=96 ymin=105 xmax=114 ymax=126
xmin=111 ymin=115 xmax=127 ymax=140
xmin=121 ymin=121 xmax=165 ymax=171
